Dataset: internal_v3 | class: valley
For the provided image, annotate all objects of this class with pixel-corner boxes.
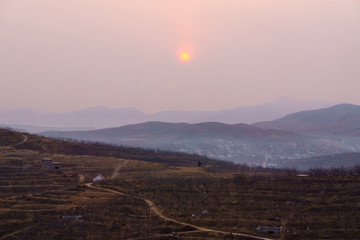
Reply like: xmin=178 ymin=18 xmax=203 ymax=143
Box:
xmin=40 ymin=104 xmax=360 ymax=169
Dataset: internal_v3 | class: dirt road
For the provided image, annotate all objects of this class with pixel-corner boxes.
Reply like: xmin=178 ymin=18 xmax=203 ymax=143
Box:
xmin=86 ymin=183 xmax=274 ymax=240
xmin=110 ymin=162 xmax=126 ymax=180
xmin=11 ymin=134 xmax=28 ymax=147
xmin=0 ymin=225 xmax=38 ymax=240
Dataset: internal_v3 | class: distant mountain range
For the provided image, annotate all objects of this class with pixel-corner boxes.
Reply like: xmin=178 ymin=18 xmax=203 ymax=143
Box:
xmin=0 ymin=98 xmax=338 ymax=132
xmin=41 ymin=104 xmax=360 ymax=168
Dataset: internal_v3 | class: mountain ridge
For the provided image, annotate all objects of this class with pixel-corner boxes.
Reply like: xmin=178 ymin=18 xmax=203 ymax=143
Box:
xmin=40 ymin=104 xmax=360 ymax=167
xmin=253 ymin=103 xmax=360 ymax=136
xmin=41 ymin=121 xmax=350 ymax=166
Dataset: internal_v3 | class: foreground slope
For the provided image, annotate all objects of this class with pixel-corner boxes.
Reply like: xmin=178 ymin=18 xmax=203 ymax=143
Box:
xmin=0 ymin=128 xmax=25 ymax=146
xmin=11 ymin=130 xmax=231 ymax=169
xmin=1 ymin=129 xmax=360 ymax=239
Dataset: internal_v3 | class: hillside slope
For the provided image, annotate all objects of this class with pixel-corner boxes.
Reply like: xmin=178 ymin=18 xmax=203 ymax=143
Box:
xmin=42 ymin=121 xmax=299 ymax=141
xmin=41 ymin=122 xmax=351 ymax=165
xmin=3 ymin=129 xmax=231 ymax=169
xmin=254 ymin=104 xmax=360 ymax=136
xmin=0 ymin=128 xmax=25 ymax=146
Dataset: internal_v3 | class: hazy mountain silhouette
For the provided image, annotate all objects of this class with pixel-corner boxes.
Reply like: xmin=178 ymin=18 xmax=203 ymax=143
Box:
xmin=253 ymin=104 xmax=360 ymax=136
xmin=189 ymin=97 xmax=340 ymax=124
xmin=0 ymin=106 xmax=148 ymax=132
xmin=41 ymin=103 xmax=360 ymax=166
xmin=0 ymin=124 xmax=94 ymax=133
xmin=0 ymin=98 xmax=338 ymax=132
xmin=42 ymin=121 xmax=299 ymax=142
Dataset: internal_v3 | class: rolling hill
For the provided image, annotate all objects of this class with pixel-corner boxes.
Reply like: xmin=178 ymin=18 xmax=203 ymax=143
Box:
xmin=0 ymin=128 xmax=25 ymax=146
xmin=42 ymin=121 xmax=298 ymax=141
xmin=40 ymin=122 xmax=352 ymax=166
xmin=0 ymin=128 xmax=233 ymax=169
xmin=253 ymin=104 xmax=360 ymax=137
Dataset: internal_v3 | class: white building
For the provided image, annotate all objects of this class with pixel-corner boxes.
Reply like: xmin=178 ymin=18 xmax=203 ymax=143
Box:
xmin=93 ymin=174 xmax=105 ymax=182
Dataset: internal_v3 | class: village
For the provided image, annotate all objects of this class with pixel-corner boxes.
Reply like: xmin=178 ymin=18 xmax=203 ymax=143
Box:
xmin=176 ymin=138 xmax=342 ymax=167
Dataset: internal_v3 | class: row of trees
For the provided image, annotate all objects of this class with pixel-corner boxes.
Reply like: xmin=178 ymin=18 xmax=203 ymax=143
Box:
xmin=232 ymin=163 xmax=360 ymax=177
xmin=307 ymin=165 xmax=360 ymax=177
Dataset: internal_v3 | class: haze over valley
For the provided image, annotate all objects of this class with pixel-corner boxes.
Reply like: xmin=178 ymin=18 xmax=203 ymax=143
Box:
xmin=41 ymin=103 xmax=360 ymax=169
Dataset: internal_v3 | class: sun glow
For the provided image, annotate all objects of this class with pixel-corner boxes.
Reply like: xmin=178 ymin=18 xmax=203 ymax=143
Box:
xmin=179 ymin=52 xmax=191 ymax=62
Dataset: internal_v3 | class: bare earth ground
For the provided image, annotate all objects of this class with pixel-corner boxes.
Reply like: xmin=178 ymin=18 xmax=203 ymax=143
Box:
xmin=1 ymin=133 xmax=360 ymax=239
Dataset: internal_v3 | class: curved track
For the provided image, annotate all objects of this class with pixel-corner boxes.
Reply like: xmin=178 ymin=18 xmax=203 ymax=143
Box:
xmin=10 ymin=134 xmax=28 ymax=147
xmin=86 ymin=183 xmax=274 ymax=240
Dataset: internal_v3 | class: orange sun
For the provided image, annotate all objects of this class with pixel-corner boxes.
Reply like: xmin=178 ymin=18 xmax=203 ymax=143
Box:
xmin=180 ymin=52 xmax=191 ymax=62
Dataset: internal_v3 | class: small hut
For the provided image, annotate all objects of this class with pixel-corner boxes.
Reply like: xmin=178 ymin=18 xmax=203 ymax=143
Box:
xmin=93 ymin=174 xmax=105 ymax=182
xmin=42 ymin=158 xmax=62 ymax=171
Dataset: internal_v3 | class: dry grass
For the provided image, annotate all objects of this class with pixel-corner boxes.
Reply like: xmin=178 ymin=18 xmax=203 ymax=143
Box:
xmin=104 ymin=169 xmax=360 ymax=239
xmin=1 ymin=131 xmax=360 ymax=239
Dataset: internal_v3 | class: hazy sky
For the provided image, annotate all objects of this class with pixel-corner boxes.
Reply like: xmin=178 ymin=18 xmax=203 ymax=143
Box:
xmin=1 ymin=0 xmax=360 ymax=113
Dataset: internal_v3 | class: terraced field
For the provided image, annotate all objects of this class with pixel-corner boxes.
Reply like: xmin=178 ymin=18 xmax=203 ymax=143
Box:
xmin=1 ymin=130 xmax=360 ymax=239
xmin=0 ymin=144 xmax=231 ymax=239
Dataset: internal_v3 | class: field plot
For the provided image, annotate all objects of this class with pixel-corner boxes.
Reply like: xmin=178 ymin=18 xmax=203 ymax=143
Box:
xmin=102 ymin=170 xmax=360 ymax=240
xmin=0 ymin=147 xmax=225 ymax=239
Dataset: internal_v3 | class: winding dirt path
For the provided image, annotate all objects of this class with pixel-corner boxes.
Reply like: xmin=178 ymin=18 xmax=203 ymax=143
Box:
xmin=86 ymin=183 xmax=274 ymax=240
xmin=127 ymin=230 xmax=204 ymax=240
xmin=10 ymin=134 xmax=28 ymax=147
xmin=110 ymin=162 xmax=126 ymax=180
xmin=0 ymin=224 xmax=38 ymax=240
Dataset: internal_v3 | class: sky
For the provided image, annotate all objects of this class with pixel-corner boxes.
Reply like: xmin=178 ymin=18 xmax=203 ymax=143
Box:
xmin=1 ymin=0 xmax=360 ymax=113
